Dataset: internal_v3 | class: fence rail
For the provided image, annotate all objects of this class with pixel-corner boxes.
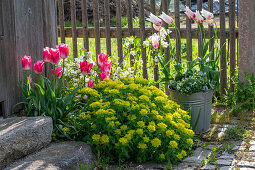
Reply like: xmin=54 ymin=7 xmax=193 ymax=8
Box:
xmin=57 ymin=0 xmax=238 ymax=95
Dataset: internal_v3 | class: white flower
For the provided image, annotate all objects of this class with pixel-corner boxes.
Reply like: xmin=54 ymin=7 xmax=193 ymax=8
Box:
xmin=214 ymin=41 xmax=219 ymax=48
xmin=167 ymin=29 xmax=172 ymax=34
xmin=195 ymin=10 xmax=204 ymax=23
xmin=139 ymin=60 xmax=143 ymax=65
xmin=123 ymin=61 xmax=127 ymax=66
xmin=151 ymin=33 xmax=160 ymax=49
xmin=129 ymin=37 xmax=134 ymax=44
xmin=86 ymin=57 xmax=95 ymax=66
xmin=130 ymin=51 xmax=136 ymax=56
xmin=161 ymin=41 xmax=169 ymax=48
xmin=159 ymin=12 xmax=174 ymax=25
xmin=201 ymin=9 xmax=214 ymax=20
xmin=73 ymin=83 xmax=78 ymax=87
xmin=153 ymin=24 xmax=162 ymax=31
xmin=88 ymin=51 xmax=93 ymax=57
xmin=128 ymin=68 xmax=132 ymax=72
xmin=146 ymin=13 xmax=162 ymax=26
xmin=143 ymin=41 xmax=150 ymax=47
xmin=154 ymin=57 xmax=158 ymax=63
xmin=125 ymin=42 xmax=130 ymax=47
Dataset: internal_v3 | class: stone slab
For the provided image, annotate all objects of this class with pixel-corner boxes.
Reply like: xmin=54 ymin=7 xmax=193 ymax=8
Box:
xmin=237 ymin=161 xmax=255 ymax=168
xmin=0 ymin=117 xmax=52 ymax=169
xmin=249 ymin=145 xmax=255 ymax=152
xmin=219 ymin=166 xmax=235 ymax=170
xmin=5 ymin=141 xmax=95 ymax=170
xmin=211 ymin=159 xmax=233 ymax=166
xmin=182 ymin=147 xmax=211 ymax=166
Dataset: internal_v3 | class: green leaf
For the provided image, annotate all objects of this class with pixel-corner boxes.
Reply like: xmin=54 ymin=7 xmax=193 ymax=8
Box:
xmin=34 ymin=83 xmax=45 ymax=95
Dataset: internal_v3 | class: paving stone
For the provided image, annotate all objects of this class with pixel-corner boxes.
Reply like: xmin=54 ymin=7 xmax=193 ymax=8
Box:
xmin=182 ymin=147 xmax=211 ymax=166
xmin=218 ymin=153 xmax=235 ymax=160
xmin=5 ymin=141 xmax=95 ymax=170
xmin=239 ymin=168 xmax=255 ymax=170
xmin=211 ymin=159 xmax=233 ymax=166
xmin=201 ymin=164 xmax=216 ymax=169
xmin=237 ymin=161 xmax=255 ymax=168
xmin=0 ymin=117 xmax=53 ymax=169
xmin=250 ymin=140 xmax=255 ymax=145
xmin=219 ymin=166 xmax=235 ymax=170
xmin=249 ymin=145 xmax=255 ymax=152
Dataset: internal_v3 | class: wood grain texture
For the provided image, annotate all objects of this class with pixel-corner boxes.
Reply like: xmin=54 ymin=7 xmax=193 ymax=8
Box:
xmin=229 ymin=0 xmax=236 ymax=92
xmin=81 ymin=0 xmax=89 ymax=51
xmin=186 ymin=0 xmax=192 ymax=61
xmin=220 ymin=0 xmax=227 ymax=95
xmin=58 ymin=0 xmax=65 ymax=43
xmin=116 ymin=0 xmax=123 ymax=66
xmin=127 ymin=0 xmax=134 ymax=66
xmin=208 ymin=0 xmax=214 ymax=60
xmin=139 ymin=0 xmax=147 ymax=79
xmin=174 ymin=0 xmax=181 ymax=62
xmin=104 ymin=0 xmax=111 ymax=56
xmin=58 ymin=27 xmax=238 ymax=39
xmin=197 ymin=0 xmax=203 ymax=58
xmin=93 ymin=0 xmax=101 ymax=58
xmin=70 ymin=0 xmax=78 ymax=58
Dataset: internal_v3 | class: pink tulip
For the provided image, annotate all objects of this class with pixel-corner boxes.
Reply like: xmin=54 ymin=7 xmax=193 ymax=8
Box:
xmin=34 ymin=60 xmax=45 ymax=74
xmin=88 ymin=80 xmax=94 ymax=88
xmin=80 ymin=61 xmax=93 ymax=75
xmin=98 ymin=53 xmax=109 ymax=65
xmin=99 ymin=72 xmax=110 ymax=81
xmin=153 ymin=24 xmax=162 ymax=31
xmin=43 ymin=47 xmax=51 ymax=62
xmin=50 ymin=48 xmax=60 ymax=65
xmin=20 ymin=56 xmax=31 ymax=70
xmin=99 ymin=61 xmax=112 ymax=73
xmin=195 ymin=11 xmax=204 ymax=23
xmin=51 ymin=66 xmax=62 ymax=78
xmin=151 ymin=33 xmax=160 ymax=49
xmin=206 ymin=19 xmax=214 ymax=26
xmin=57 ymin=43 xmax=69 ymax=59
xmin=159 ymin=12 xmax=174 ymax=25
xmin=185 ymin=6 xmax=196 ymax=20
xmin=83 ymin=95 xmax=88 ymax=100
xmin=146 ymin=13 xmax=162 ymax=26
xmin=201 ymin=9 xmax=214 ymax=20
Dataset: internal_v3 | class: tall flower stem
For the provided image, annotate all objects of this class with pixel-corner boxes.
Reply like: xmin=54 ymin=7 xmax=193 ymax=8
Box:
xmin=38 ymin=75 xmax=40 ymax=84
xmin=84 ymin=75 xmax=86 ymax=87
xmin=46 ymin=63 xmax=49 ymax=79
xmin=62 ymin=59 xmax=65 ymax=86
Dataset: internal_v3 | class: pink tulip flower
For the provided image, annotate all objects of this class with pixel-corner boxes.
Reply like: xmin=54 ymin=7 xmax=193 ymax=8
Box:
xmin=206 ymin=19 xmax=214 ymax=26
xmin=99 ymin=72 xmax=110 ymax=81
xmin=195 ymin=11 xmax=204 ymax=23
xmin=51 ymin=66 xmax=62 ymax=78
xmin=87 ymin=80 xmax=94 ymax=88
xmin=34 ymin=60 xmax=45 ymax=74
xmin=50 ymin=48 xmax=60 ymax=65
xmin=99 ymin=61 xmax=112 ymax=73
xmin=43 ymin=47 xmax=51 ymax=62
xmin=98 ymin=53 xmax=109 ymax=65
xmin=57 ymin=43 xmax=69 ymax=59
xmin=151 ymin=33 xmax=160 ymax=49
xmin=201 ymin=9 xmax=214 ymax=20
xmin=153 ymin=24 xmax=162 ymax=31
xmin=159 ymin=12 xmax=174 ymax=25
xmin=20 ymin=56 xmax=31 ymax=70
xmin=146 ymin=13 xmax=163 ymax=26
xmin=80 ymin=61 xmax=93 ymax=75
xmin=185 ymin=6 xmax=196 ymax=20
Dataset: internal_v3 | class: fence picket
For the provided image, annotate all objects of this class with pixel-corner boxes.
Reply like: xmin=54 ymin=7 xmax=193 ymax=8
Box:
xmin=186 ymin=0 xmax=192 ymax=62
xmin=208 ymin=0 xmax=214 ymax=60
xmin=93 ymin=0 xmax=101 ymax=60
xmin=81 ymin=0 xmax=89 ymax=51
xmin=174 ymin=0 xmax=181 ymax=62
xmin=58 ymin=0 xmax=65 ymax=43
xmin=220 ymin=0 xmax=227 ymax=95
xmin=70 ymin=0 xmax=77 ymax=58
xmin=116 ymin=0 xmax=123 ymax=66
xmin=197 ymin=0 xmax=203 ymax=59
xmin=229 ymin=0 xmax=236 ymax=92
xmin=104 ymin=0 xmax=111 ymax=56
xmin=127 ymin=0 xmax=134 ymax=66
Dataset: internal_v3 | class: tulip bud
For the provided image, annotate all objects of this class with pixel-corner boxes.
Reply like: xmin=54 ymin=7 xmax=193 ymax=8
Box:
xmin=50 ymin=48 xmax=60 ymax=65
xmin=97 ymin=53 xmax=108 ymax=65
xmin=146 ymin=13 xmax=163 ymax=26
xmin=80 ymin=61 xmax=93 ymax=75
xmin=99 ymin=72 xmax=110 ymax=81
xmin=20 ymin=56 xmax=32 ymax=70
xmin=43 ymin=47 xmax=51 ymax=62
xmin=185 ymin=6 xmax=196 ymax=20
xmin=99 ymin=61 xmax=112 ymax=73
xmin=83 ymin=95 xmax=88 ymax=100
xmin=51 ymin=66 xmax=62 ymax=78
xmin=87 ymin=80 xmax=94 ymax=88
xmin=34 ymin=60 xmax=45 ymax=74
xmin=57 ymin=43 xmax=69 ymax=59
xmin=153 ymin=24 xmax=162 ymax=31
xmin=151 ymin=33 xmax=160 ymax=49
xmin=195 ymin=11 xmax=204 ymax=23
xmin=159 ymin=12 xmax=174 ymax=25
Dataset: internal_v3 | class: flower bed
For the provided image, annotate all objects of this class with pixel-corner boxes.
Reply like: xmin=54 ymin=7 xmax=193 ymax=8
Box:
xmin=63 ymin=77 xmax=194 ymax=163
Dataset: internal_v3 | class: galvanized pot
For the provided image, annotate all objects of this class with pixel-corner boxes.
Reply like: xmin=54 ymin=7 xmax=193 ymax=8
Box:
xmin=169 ymin=89 xmax=213 ymax=134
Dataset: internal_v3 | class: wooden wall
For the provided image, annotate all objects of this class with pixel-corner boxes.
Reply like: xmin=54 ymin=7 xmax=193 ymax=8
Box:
xmin=0 ymin=0 xmax=57 ymax=117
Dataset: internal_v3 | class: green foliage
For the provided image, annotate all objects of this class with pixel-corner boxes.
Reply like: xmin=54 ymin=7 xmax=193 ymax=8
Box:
xmin=18 ymin=76 xmax=78 ymax=134
xmin=63 ymin=77 xmax=194 ymax=164
xmin=224 ymin=127 xmax=246 ymax=140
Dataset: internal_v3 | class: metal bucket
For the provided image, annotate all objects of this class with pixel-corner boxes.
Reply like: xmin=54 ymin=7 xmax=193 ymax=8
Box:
xmin=169 ymin=89 xmax=213 ymax=134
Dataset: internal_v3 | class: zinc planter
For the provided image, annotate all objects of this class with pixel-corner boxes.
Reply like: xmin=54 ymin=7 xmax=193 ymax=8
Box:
xmin=169 ymin=89 xmax=213 ymax=134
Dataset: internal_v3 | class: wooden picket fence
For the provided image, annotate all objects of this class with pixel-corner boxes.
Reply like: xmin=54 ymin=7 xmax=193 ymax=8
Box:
xmin=57 ymin=0 xmax=238 ymax=95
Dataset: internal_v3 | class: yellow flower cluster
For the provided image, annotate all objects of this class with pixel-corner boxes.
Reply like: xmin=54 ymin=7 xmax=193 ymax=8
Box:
xmin=119 ymin=137 xmax=128 ymax=144
xmin=186 ymin=138 xmax=193 ymax=146
xmin=137 ymin=121 xmax=145 ymax=128
xmin=139 ymin=109 xmax=148 ymax=116
xmin=120 ymin=125 xmax=128 ymax=131
xmin=176 ymin=150 xmax=187 ymax=160
xmin=139 ymin=95 xmax=150 ymax=103
xmin=135 ymin=77 xmax=149 ymax=85
xmin=154 ymin=96 xmax=167 ymax=105
xmin=113 ymin=99 xmax=130 ymax=108
xmin=136 ymin=129 xmax=143 ymax=135
xmin=101 ymin=135 xmax=109 ymax=144
xmin=79 ymin=87 xmax=100 ymax=98
xmin=138 ymin=142 xmax=147 ymax=149
xmin=151 ymin=138 xmax=161 ymax=147
xmin=169 ymin=141 xmax=178 ymax=149
xmin=148 ymin=122 xmax=156 ymax=132
xmin=157 ymin=122 xmax=167 ymax=131
xmin=127 ymin=114 xmax=137 ymax=121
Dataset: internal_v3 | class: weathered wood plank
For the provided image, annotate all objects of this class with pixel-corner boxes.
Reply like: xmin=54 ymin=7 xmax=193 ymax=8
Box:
xmin=139 ymin=0 xmax=147 ymax=79
xmin=81 ymin=0 xmax=89 ymax=51
xmin=208 ymin=0 xmax=214 ymax=60
xmin=220 ymin=0 xmax=227 ymax=95
xmin=116 ymin=0 xmax=123 ymax=66
xmin=186 ymin=0 xmax=192 ymax=61
xmin=93 ymin=0 xmax=101 ymax=57
xmin=174 ymin=0 xmax=181 ymax=62
xmin=70 ymin=0 xmax=78 ymax=58
xmin=104 ymin=0 xmax=111 ymax=56
xmin=58 ymin=27 xmax=239 ymax=39
xmin=127 ymin=0 xmax=134 ymax=66
xmin=197 ymin=0 xmax=203 ymax=58
xmin=229 ymin=0 xmax=236 ymax=92
xmin=58 ymin=0 xmax=65 ymax=43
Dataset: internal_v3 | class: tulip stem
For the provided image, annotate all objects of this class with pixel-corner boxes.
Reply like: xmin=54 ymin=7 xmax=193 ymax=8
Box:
xmin=84 ymin=75 xmax=86 ymax=87
xmin=38 ymin=75 xmax=40 ymax=84
xmin=46 ymin=63 xmax=49 ymax=79
xmin=62 ymin=59 xmax=65 ymax=87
